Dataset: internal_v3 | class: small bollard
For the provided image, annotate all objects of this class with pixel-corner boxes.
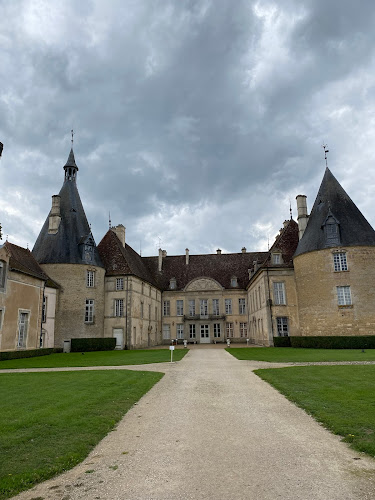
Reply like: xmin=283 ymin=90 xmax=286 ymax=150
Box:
xmin=246 ymin=338 xmax=249 ymax=346
xmin=227 ymin=339 xmax=231 ymax=347
xmin=183 ymin=339 xmax=187 ymax=348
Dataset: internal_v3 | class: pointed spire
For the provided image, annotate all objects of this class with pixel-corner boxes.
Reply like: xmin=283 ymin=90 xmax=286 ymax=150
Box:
xmin=64 ymin=148 xmax=78 ymax=169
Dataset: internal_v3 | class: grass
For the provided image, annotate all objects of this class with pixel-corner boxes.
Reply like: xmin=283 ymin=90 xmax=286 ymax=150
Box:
xmin=255 ymin=365 xmax=375 ymax=458
xmin=0 ymin=348 xmax=188 ymax=369
xmin=0 ymin=370 xmax=163 ymax=499
xmin=226 ymin=347 xmax=375 ymax=362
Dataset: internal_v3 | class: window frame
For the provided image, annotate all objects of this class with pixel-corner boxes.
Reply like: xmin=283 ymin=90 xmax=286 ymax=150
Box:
xmin=86 ymin=270 xmax=95 ymax=288
xmin=189 ymin=324 xmax=196 ymax=339
xmin=116 ymin=278 xmax=124 ymax=291
xmin=42 ymin=296 xmax=47 ymax=323
xmin=212 ymin=299 xmax=220 ymax=316
xmin=276 ymin=317 xmax=289 ymax=337
xmin=273 ymin=282 xmax=286 ymax=305
xmin=176 ymin=299 xmax=184 ymax=316
xmin=176 ymin=323 xmax=184 ymax=339
xmin=114 ymin=298 xmax=124 ymax=317
xmin=337 ymin=286 xmax=352 ymax=306
xmin=225 ymin=322 xmax=234 ymax=338
xmin=225 ymin=298 xmax=232 ymax=315
xmin=239 ymin=298 xmax=246 ymax=315
xmin=163 ymin=300 xmax=170 ymax=316
xmin=189 ymin=300 xmax=196 ymax=317
xmin=85 ymin=299 xmax=94 ymax=323
xmin=17 ymin=310 xmax=30 ymax=348
xmin=213 ymin=323 xmax=221 ymax=338
xmin=240 ymin=322 xmax=248 ymax=338
xmin=333 ymin=252 xmax=348 ymax=272
xmin=200 ymin=299 xmax=208 ymax=318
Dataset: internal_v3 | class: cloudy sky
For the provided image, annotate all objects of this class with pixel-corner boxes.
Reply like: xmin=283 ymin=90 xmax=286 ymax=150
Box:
xmin=1 ymin=0 xmax=375 ymax=256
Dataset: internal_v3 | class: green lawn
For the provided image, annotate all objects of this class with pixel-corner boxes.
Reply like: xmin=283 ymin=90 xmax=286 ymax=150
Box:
xmin=0 ymin=348 xmax=188 ymax=369
xmin=227 ymin=347 xmax=375 ymax=362
xmin=0 ymin=370 xmax=163 ymax=499
xmin=255 ymin=365 xmax=375 ymax=458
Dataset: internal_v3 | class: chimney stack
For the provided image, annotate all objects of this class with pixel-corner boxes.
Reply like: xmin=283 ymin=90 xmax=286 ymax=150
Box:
xmin=283 ymin=220 xmax=289 ymax=228
xmin=185 ymin=248 xmax=189 ymax=265
xmin=112 ymin=224 xmax=126 ymax=247
xmin=216 ymin=248 xmax=222 ymax=255
xmin=241 ymin=247 xmax=246 ymax=253
xmin=296 ymin=195 xmax=309 ymax=240
xmin=48 ymin=195 xmax=61 ymax=234
xmin=158 ymin=248 xmax=163 ymax=272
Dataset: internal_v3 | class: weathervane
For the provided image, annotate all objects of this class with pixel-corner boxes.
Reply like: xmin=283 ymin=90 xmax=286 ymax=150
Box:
xmin=322 ymin=143 xmax=329 ymax=168
xmin=109 ymin=211 xmax=112 ymax=229
xmin=289 ymin=199 xmax=293 ymax=219
xmin=71 ymin=129 xmax=74 ymax=146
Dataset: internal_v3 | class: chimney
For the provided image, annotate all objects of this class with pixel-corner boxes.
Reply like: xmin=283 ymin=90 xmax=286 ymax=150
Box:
xmin=48 ymin=195 xmax=61 ymax=234
xmin=158 ymin=248 xmax=163 ymax=272
xmin=112 ymin=224 xmax=126 ymax=247
xmin=162 ymin=249 xmax=167 ymax=258
xmin=217 ymin=248 xmax=222 ymax=255
xmin=185 ymin=248 xmax=189 ymax=265
xmin=241 ymin=247 xmax=246 ymax=253
xmin=296 ymin=195 xmax=309 ymax=240
xmin=253 ymin=260 xmax=259 ymax=272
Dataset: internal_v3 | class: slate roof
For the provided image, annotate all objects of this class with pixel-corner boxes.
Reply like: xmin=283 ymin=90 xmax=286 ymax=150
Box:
xmin=3 ymin=241 xmax=55 ymax=284
xmin=294 ymin=168 xmax=375 ymax=257
xmin=32 ymin=150 xmax=103 ymax=267
xmin=263 ymin=219 xmax=299 ymax=267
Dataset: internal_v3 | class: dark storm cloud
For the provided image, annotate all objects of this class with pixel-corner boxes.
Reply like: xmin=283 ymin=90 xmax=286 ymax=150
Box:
xmin=1 ymin=0 xmax=375 ymax=254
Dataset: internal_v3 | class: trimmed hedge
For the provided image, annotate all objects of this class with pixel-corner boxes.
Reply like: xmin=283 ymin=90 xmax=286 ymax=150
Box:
xmin=273 ymin=336 xmax=291 ymax=347
xmin=273 ymin=335 xmax=375 ymax=349
xmin=70 ymin=338 xmax=116 ymax=352
xmin=0 ymin=348 xmax=54 ymax=361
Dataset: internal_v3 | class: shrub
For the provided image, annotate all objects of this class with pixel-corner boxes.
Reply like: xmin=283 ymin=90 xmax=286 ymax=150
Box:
xmin=289 ymin=336 xmax=375 ymax=349
xmin=70 ymin=338 xmax=116 ymax=352
xmin=273 ymin=336 xmax=291 ymax=347
xmin=0 ymin=348 xmax=54 ymax=361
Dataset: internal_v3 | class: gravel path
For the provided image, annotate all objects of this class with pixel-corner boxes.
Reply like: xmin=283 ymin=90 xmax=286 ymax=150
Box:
xmin=11 ymin=349 xmax=375 ymax=500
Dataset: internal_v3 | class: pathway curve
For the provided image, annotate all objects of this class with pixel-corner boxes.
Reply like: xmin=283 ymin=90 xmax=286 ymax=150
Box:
xmin=11 ymin=349 xmax=375 ymax=500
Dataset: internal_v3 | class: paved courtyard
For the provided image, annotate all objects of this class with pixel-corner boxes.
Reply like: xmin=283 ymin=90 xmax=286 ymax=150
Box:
xmin=12 ymin=348 xmax=375 ymax=499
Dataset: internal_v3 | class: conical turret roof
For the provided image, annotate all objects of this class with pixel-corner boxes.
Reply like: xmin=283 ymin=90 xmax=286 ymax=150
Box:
xmin=294 ymin=168 xmax=375 ymax=257
xmin=64 ymin=148 xmax=78 ymax=169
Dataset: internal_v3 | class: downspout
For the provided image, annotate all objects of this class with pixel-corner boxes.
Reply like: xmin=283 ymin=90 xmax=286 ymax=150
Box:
xmin=125 ymin=276 xmax=129 ymax=349
xmin=266 ymin=267 xmax=274 ymax=345
xmin=39 ymin=281 xmax=46 ymax=348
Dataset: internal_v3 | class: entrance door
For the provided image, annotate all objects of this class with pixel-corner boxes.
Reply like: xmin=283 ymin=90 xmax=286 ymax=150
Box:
xmin=200 ymin=324 xmax=210 ymax=343
xmin=113 ymin=328 xmax=124 ymax=349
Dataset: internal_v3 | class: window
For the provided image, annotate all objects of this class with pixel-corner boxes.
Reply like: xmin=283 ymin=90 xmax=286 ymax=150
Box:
xmin=17 ymin=311 xmax=29 ymax=348
xmin=141 ymin=302 xmax=144 ymax=318
xmin=240 ymin=322 xmax=248 ymax=338
xmin=273 ymin=282 xmax=286 ymax=305
xmin=333 ymin=252 xmax=348 ymax=272
xmin=169 ymin=278 xmax=176 ymax=290
xmin=177 ymin=324 xmax=184 ymax=339
xmin=273 ymin=253 xmax=281 ymax=264
xmin=276 ymin=317 xmax=289 ymax=336
xmin=189 ymin=324 xmax=196 ymax=339
xmin=0 ymin=308 xmax=3 ymax=330
xmin=231 ymin=276 xmax=238 ymax=287
xmin=85 ymin=299 xmax=94 ymax=323
xmin=226 ymin=322 xmax=234 ymax=338
xmin=0 ymin=260 xmax=6 ymax=290
xmin=239 ymin=298 xmax=246 ymax=315
xmin=225 ymin=299 xmax=232 ymax=314
xmin=116 ymin=278 xmax=124 ymax=290
xmin=115 ymin=299 xmax=124 ymax=317
xmin=163 ymin=324 xmax=171 ymax=339
xmin=163 ymin=300 xmax=170 ymax=316
xmin=337 ymin=286 xmax=352 ymax=306
xmin=86 ymin=270 xmax=94 ymax=287
xmin=155 ymin=306 xmax=157 ymax=321
xmin=176 ymin=300 xmax=184 ymax=316
xmin=189 ymin=300 xmax=196 ymax=317
xmin=214 ymin=323 xmax=221 ymax=338
xmin=200 ymin=299 xmax=208 ymax=317
xmin=42 ymin=296 xmax=47 ymax=323
xmin=212 ymin=299 xmax=220 ymax=316
xmin=141 ymin=282 xmax=144 ymax=295
xmin=148 ymin=304 xmax=151 ymax=319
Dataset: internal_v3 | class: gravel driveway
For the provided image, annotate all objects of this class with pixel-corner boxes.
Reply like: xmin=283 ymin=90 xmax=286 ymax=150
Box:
xmin=12 ymin=348 xmax=375 ymax=500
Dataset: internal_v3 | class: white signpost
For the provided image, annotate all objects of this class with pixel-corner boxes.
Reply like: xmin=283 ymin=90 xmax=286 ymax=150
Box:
xmin=169 ymin=345 xmax=175 ymax=362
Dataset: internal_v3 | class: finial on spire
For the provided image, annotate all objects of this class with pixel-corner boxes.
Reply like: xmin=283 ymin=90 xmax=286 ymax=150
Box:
xmin=109 ymin=212 xmax=112 ymax=229
xmin=71 ymin=129 xmax=74 ymax=146
xmin=289 ymin=199 xmax=293 ymax=219
xmin=322 ymin=143 xmax=329 ymax=168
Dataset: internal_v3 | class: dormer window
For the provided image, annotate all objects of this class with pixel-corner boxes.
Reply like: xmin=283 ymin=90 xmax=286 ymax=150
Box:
xmin=231 ymin=276 xmax=238 ymax=287
xmin=169 ymin=278 xmax=177 ymax=290
xmin=272 ymin=253 xmax=281 ymax=265
xmin=323 ymin=212 xmax=340 ymax=247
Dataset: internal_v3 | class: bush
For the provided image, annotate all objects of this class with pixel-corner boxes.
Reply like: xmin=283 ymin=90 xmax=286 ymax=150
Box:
xmin=289 ymin=336 xmax=375 ymax=349
xmin=0 ymin=348 xmax=54 ymax=361
xmin=273 ymin=336 xmax=291 ymax=347
xmin=70 ymin=338 xmax=116 ymax=352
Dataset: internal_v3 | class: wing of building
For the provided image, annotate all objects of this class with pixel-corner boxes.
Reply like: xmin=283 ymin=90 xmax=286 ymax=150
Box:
xmin=2 ymin=149 xmax=375 ymax=352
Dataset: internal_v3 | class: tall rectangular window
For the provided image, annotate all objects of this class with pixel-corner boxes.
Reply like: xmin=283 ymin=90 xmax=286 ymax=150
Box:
xmin=163 ymin=300 xmax=170 ymax=316
xmin=0 ymin=260 xmax=6 ymax=290
xmin=85 ymin=299 xmax=94 ymax=323
xmin=226 ymin=322 xmax=234 ymax=338
xmin=189 ymin=324 xmax=196 ymax=339
xmin=17 ymin=311 xmax=29 ymax=348
xmin=214 ymin=323 xmax=221 ymax=338
xmin=239 ymin=298 xmax=246 ymax=314
xmin=189 ymin=300 xmax=196 ymax=317
xmin=141 ymin=302 xmax=144 ymax=319
xmin=176 ymin=300 xmax=184 ymax=316
xmin=115 ymin=299 xmax=124 ymax=317
xmin=177 ymin=324 xmax=184 ymax=339
xmin=276 ymin=317 xmax=289 ymax=336
xmin=333 ymin=252 xmax=348 ymax=272
xmin=240 ymin=322 xmax=248 ymax=338
xmin=0 ymin=308 xmax=3 ymax=330
xmin=273 ymin=282 xmax=286 ymax=305
xmin=86 ymin=270 xmax=95 ymax=287
xmin=42 ymin=296 xmax=47 ymax=323
xmin=163 ymin=324 xmax=171 ymax=339
xmin=116 ymin=278 xmax=124 ymax=290
xmin=148 ymin=304 xmax=151 ymax=319
xmin=200 ymin=299 xmax=208 ymax=317
xmin=337 ymin=286 xmax=352 ymax=305
xmin=212 ymin=299 xmax=220 ymax=316
xmin=225 ymin=299 xmax=232 ymax=314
